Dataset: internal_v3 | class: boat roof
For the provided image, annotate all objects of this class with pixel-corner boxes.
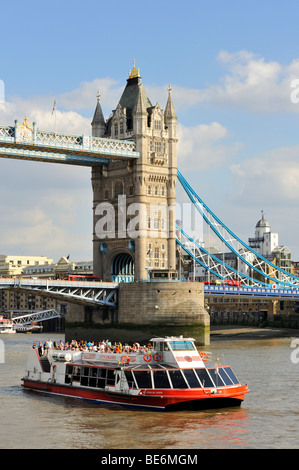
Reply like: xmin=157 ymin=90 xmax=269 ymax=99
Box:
xmin=150 ymin=336 xmax=195 ymax=343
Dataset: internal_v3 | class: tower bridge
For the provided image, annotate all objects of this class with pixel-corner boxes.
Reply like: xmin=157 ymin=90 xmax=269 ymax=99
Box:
xmin=1 ymin=60 xmax=299 ymax=344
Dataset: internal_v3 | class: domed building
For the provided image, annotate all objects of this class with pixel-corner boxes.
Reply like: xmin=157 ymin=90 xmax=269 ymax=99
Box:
xmin=248 ymin=211 xmax=291 ymax=272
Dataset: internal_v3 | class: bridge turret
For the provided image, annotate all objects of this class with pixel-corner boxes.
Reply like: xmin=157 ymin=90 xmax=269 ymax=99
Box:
xmin=91 ymin=90 xmax=106 ymax=138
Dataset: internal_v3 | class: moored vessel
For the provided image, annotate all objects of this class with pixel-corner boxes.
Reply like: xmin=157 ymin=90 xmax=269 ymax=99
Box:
xmin=15 ymin=323 xmax=43 ymax=334
xmin=0 ymin=315 xmax=16 ymax=334
xmin=22 ymin=336 xmax=248 ymax=411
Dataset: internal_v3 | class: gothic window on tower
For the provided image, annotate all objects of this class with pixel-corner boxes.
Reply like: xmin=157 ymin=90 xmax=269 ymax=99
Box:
xmin=114 ymin=181 xmax=124 ymax=198
xmin=114 ymin=122 xmax=118 ymax=137
xmin=147 ymin=185 xmax=151 ymax=195
xmin=154 ymin=247 xmax=160 ymax=267
xmin=154 ymin=141 xmax=162 ymax=153
xmin=154 ymin=119 xmax=161 ymax=130
xmin=126 ymin=110 xmax=133 ymax=131
xmin=120 ymin=121 xmax=124 ymax=134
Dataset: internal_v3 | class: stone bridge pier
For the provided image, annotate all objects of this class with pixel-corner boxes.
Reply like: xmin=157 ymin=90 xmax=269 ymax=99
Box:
xmin=65 ymin=281 xmax=210 ymax=345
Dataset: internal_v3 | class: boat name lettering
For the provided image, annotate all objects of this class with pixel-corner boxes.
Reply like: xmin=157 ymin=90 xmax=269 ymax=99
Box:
xmin=82 ymin=352 xmax=136 ymax=362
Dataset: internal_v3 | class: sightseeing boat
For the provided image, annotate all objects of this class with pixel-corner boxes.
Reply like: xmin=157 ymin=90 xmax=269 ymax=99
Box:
xmin=0 ymin=315 xmax=16 ymax=334
xmin=22 ymin=336 xmax=248 ymax=411
xmin=15 ymin=323 xmax=43 ymax=334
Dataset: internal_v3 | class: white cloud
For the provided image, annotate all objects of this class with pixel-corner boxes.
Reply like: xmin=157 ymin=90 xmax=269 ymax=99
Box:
xmin=58 ymin=77 xmax=122 ymax=113
xmin=148 ymin=50 xmax=299 ymax=115
xmin=205 ymin=50 xmax=299 ymax=113
xmin=177 ymin=121 xmax=243 ymax=171
xmin=230 ymin=144 xmax=299 ymax=205
xmin=0 ymin=99 xmax=91 ymax=135
xmin=0 ymin=194 xmax=91 ymax=259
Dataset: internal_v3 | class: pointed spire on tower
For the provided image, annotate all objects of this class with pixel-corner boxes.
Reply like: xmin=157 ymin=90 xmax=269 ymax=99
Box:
xmin=164 ymin=84 xmax=177 ymax=121
xmin=91 ymin=90 xmax=106 ymax=137
xmin=128 ymin=59 xmax=140 ymax=79
xmin=134 ymin=82 xmax=147 ymax=115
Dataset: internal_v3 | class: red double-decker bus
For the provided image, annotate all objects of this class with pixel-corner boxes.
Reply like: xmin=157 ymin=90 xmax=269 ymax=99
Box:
xmin=63 ymin=275 xmax=102 ymax=282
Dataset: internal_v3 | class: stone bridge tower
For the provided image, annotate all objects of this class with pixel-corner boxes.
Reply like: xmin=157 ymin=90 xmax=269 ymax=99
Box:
xmin=91 ymin=61 xmax=178 ymax=282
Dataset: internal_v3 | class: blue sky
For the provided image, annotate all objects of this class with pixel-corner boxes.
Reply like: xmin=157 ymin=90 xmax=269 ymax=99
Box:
xmin=1 ymin=0 xmax=299 ymax=261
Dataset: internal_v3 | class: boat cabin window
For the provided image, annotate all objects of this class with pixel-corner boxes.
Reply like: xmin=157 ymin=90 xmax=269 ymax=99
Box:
xmin=168 ymin=370 xmax=187 ymax=388
xmin=207 ymin=368 xmax=225 ymax=387
xmin=217 ymin=367 xmax=234 ymax=386
xmin=153 ymin=342 xmax=169 ymax=351
xmin=64 ymin=365 xmax=116 ymax=389
xmin=152 ymin=370 xmax=171 ymax=389
xmin=107 ymin=369 xmax=115 ymax=385
xmin=194 ymin=369 xmax=214 ymax=388
xmin=124 ymin=370 xmax=136 ymax=389
xmin=168 ymin=341 xmax=195 ymax=351
xmin=133 ymin=370 xmax=152 ymax=389
xmin=182 ymin=369 xmax=201 ymax=388
xmin=72 ymin=366 xmax=81 ymax=381
xmin=65 ymin=365 xmax=73 ymax=384
xmin=222 ymin=366 xmax=239 ymax=385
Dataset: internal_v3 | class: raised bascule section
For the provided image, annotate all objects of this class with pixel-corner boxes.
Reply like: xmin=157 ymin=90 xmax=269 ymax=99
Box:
xmin=1 ymin=61 xmax=299 ymax=344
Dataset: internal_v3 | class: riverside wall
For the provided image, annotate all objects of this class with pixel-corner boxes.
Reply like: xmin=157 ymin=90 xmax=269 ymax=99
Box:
xmin=65 ymin=281 xmax=210 ymax=345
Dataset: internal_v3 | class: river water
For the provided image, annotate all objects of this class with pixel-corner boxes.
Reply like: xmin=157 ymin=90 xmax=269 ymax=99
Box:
xmin=0 ymin=331 xmax=299 ymax=450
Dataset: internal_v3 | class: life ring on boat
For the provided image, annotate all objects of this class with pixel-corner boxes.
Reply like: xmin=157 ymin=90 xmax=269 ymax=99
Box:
xmin=200 ymin=352 xmax=209 ymax=362
xmin=121 ymin=355 xmax=130 ymax=365
xmin=143 ymin=353 xmax=152 ymax=362
xmin=153 ymin=352 xmax=162 ymax=362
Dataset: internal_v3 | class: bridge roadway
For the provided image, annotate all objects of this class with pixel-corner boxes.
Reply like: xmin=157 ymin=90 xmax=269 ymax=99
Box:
xmin=0 ymin=119 xmax=139 ymax=166
xmin=1 ymin=278 xmax=299 ymax=307
xmin=0 ymin=278 xmax=119 ymax=307
xmin=204 ymin=284 xmax=299 ymax=300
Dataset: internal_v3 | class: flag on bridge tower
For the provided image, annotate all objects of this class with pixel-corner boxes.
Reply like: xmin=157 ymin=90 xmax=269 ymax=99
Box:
xmin=52 ymin=100 xmax=57 ymax=133
xmin=51 ymin=100 xmax=56 ymax=115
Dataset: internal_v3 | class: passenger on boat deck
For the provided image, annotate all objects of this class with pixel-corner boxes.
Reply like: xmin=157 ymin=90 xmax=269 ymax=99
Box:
xmin=47 ymin=338 xmax=154 ymax=354
xmin=44 ymin=339 xmax=53 ymax=350
xmin=38 ymin=341 xmax=43 ymax=356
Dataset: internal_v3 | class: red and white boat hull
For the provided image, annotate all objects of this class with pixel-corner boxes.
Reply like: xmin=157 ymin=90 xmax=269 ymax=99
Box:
xmin=22 ymin=378 xmax=248 ymax=411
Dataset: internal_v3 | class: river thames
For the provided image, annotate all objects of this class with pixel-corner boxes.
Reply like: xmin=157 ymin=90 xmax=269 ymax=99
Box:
xmin=0 ymin=329 xmax=299 ymax=449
